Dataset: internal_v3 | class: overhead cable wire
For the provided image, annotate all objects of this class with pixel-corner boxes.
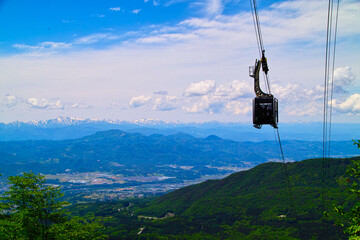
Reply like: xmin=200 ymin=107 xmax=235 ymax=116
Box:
xmin=276 ymin=128 xmax=296 ymax=214
xmin=328 ymin=0 xmax=340 ymax=158
xmin=322 ymin=0 xmax=340 ymax=232
xmin=250 ymin=0 xmax=271 ymax=94
xmin=250 ymin=0 xmax=296 ymax=215
xmin=250 ymin=0 xmax=262 ymax=58
xmin=323 ymin=0 xmax=333 ymax=215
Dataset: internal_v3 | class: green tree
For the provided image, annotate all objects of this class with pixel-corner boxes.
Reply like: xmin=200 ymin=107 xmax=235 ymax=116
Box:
xmin=334 ymin=140 xmax=360 ymax=239
xmin=0 ymin=172 xmax=107 ymax=240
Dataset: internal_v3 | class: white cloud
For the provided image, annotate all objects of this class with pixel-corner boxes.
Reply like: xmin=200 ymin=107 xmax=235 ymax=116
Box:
xmin=206 ymin=0 xmax=223 ymax=16
xmin=27 ymin=98 xmax=49 ymax=109
xmin=272 ymin=83 xmax=323 ymax=104
xmin=287 ymin=102 xmax=321 ymax=117
xmin=184 ymin=80 xmax=216 ymax=97
xmin=128 ymin=95 xmax=177 ymax=111
xmin=40 ymin=42 xmax=71 ymax=49
xmin=109 ymin=7 xmax=121 ymax=12
xmin=2 ymin=95 xmax=17 ymax=109
xmin=136 ymin=33 xmax=197 ymax=44
xmin=129 ymin=95 xmax=152 ymax=108
xmin=153 ymin=96 xmax=177 ymax=111
xmin=184 ymin=95 xmax=224 ymax=114
xmin=74 ymin=34 xmax=117 ymax=45
xmin=14 ymin=34 xmax=118 ymax=53
xmin=332 ymin=94 xmax=360 ymax=114
xmin=1 ymin=95 xmax=91 ymax=112
xmin=26 ymin=98 xmax=64 ymax=110
xmin=334 ymin=66 xmax=357 ymax=93
xmin=183 ymin=79 xmax=252 ymax=114
xmin=13 ymin=42 xmax=71 ymax=50
xmin=225 ymin=100 xmax=252 ymax=115
xmin=215 ymin=80 xmax=252 ymax=99
xmin=132 ymin=9 xmax=141 ymax=14
xmin=71 ymin=103 xmax=92 ymax=109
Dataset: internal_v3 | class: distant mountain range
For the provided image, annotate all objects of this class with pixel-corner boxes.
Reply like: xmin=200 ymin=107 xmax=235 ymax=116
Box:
xmin=0 ymin=129 xmax=358 ymax=177
xmin=1 ymin=116 xmax=359 ymax=141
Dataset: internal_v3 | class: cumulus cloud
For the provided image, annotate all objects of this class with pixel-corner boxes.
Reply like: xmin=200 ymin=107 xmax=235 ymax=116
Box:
xmin=1 ymin=95 xmax=93 ymax=112
xmin=183 ymin=79 xmax=253 ymax=114
xmin=2 ymin=95 xmax=18 ymax=109
xmin=129 ymin=95 xmax=152 ymax=108
xmin=225 ymin=100 xmax=252 ymax=115
xmin=287 ymin=103 xmax=321 ymax=117
xmin=272 ymin=83 xmax=323 ymax=103
xmin=332 ymin=94 xmax=360 ymax=114
xmin=180 ymin=78 xmax=331 ymax=117
xmin=215 ymin=80 xmax=252 ymax=99
xmin=184 ymin=80 xmax=216 ymax=97
xmin=333 ymin=66 xmax=357 ymax=94
xmin=153 ymin=96 xmax=177 ymax=111
xmin=128 ymin=94 xmax=177 ymax=111
xmin=184 ymin=95 xmax=224 ymax=114
xmin=27 ymin=98 xmax=49 ymax=109
xmin=26 ymin=98 xmax=63 ymax=110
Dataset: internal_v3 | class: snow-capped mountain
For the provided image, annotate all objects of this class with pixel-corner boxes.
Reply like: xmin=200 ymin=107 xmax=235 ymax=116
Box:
xmin=1 ymin=117 xmax=359 ymax=142
xmin=6 ymin=116 xmax=179 ymax=128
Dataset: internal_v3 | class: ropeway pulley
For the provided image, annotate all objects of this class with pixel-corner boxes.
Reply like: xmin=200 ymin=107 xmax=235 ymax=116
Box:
xmin=249 ymin=50 xmax=278 ymax=129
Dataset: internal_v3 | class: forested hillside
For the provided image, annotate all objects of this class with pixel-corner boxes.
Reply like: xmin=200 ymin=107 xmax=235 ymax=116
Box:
xmin=68 ymin=156 xmax=359 ymax=239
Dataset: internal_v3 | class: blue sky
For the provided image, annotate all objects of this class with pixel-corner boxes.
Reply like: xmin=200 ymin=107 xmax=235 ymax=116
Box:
xmin=0 ymin=0 xmax=359 ymax=123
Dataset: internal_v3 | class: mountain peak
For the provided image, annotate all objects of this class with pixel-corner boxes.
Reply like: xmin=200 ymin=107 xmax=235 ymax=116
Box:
xmin=205 ymin=135 xmax=222 ymax=141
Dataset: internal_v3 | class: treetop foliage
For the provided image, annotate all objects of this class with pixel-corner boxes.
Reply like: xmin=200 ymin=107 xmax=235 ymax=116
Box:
xmin=334 ymin=139 xmax=360 ymax=239
xmin=0 ymin=171 xmax=107 ymax=240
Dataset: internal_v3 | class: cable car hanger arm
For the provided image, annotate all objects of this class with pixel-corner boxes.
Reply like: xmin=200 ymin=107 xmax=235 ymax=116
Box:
xmin=250 ymin=56 xmax=272 ymax=98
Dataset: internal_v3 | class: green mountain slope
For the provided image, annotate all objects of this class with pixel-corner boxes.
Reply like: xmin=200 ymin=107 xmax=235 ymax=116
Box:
xmin=139 ymin=157 xmax=355 ymax=218
xmin=76 ymin=156 xmax=357 ymax=239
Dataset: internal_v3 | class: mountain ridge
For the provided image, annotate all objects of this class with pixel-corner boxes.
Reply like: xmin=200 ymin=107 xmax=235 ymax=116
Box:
xmin=0 ymin=129 xmax=358 ymax=178
xmin=1 ymin=116 xmax=359 ymax=142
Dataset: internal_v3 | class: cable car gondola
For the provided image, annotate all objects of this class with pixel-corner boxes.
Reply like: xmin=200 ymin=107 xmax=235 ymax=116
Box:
xmin=249 ymin=50 xmax=278 ymax=129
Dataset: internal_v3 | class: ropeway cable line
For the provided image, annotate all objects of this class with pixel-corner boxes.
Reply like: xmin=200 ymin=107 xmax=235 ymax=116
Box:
xmin=322 ymin=0 xmax=340 ymax=227
xmin=249 ymin=0 xmax=296 ymax=215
